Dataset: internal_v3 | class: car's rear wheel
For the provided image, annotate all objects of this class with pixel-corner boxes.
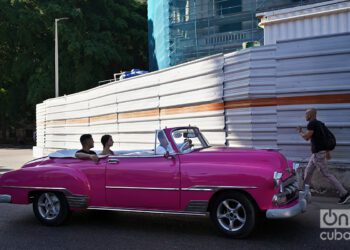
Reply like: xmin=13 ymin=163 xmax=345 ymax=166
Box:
xmin=210 ymin=191 xmax=256 ymax=238
xmin=33 ymin=192 xmax=70 ymax=226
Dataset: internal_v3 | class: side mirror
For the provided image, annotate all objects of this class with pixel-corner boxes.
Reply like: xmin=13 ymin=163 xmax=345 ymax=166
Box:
xmin=164 ymin=151 xmax=174 ymax=160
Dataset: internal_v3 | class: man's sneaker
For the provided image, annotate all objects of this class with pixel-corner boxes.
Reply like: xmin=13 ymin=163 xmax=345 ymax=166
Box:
xmin=338 ymin=193 xmax=350 ymax=205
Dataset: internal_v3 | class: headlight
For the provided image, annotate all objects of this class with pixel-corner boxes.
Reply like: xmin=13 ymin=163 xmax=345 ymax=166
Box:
xmin=272 ymin=193 xmax=287 ymax=206
xmin=293 ymin=162 xmax=300 ymax=172
xmin=273 ymin=171 xmax=283 ymax=188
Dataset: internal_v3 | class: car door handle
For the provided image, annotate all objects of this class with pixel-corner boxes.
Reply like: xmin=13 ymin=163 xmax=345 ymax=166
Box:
xmin=108 ymin=159 xmax=120 ymax=164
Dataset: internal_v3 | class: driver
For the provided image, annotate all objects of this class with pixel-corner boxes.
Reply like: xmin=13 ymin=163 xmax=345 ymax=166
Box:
xmin=178 ymin=138 xmax=193 ymax=153
xmin=156 ymin=132 xmax=174 ymax=155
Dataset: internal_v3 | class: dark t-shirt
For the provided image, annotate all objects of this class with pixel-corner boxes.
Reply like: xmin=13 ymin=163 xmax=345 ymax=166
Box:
xmin=307 ymin=119 xmax=327 ymax=153
xmin=76 ymin=149 xmax=97 ymax=155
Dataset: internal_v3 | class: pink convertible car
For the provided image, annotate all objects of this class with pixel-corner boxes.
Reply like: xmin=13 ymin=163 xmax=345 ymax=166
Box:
xmin=0 ymin=127 xmax=310 ymax=238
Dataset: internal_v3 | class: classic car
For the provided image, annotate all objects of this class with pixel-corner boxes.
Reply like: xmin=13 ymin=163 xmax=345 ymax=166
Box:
xmin=0 ymin=126 xmax=310 ymax=238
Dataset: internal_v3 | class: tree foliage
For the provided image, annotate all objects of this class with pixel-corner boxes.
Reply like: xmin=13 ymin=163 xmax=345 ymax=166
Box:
xmin=0 ymin=0 xmax=148 ymax=141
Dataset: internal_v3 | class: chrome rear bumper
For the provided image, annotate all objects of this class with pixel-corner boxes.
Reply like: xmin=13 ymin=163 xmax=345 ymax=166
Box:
xmin=266 ymin=185 xmax=311 ymax=219
xmin=0 ymin=194 xmax=12 ymax=203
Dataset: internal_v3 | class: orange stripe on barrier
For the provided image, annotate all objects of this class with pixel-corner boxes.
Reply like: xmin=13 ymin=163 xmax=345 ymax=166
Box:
xmin=119 ymin=109 xmax=159 ymax=119
xmin=224 ymin=94 xmax=350 ymax=108
xmin=66 ymin=118 xmax=89 ymax=125
xmin=45 ymin=120 xmax=66 ymax=126
xmin=225 ymin=98 xmax=277 ymax=109
xmin=161 ymin=102 xmax=224 ymax=116
xmin=276 ymin=94 xmax=350 ymax=105
xmin=90 ymin=114 xmax=118 ymax=123
xmin=43 ymin=94 xmax=350 ymax=125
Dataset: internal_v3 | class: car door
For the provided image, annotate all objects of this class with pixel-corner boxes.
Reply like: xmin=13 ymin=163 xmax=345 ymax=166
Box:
xmin=105 ymin=154 xmax=180 ymax=210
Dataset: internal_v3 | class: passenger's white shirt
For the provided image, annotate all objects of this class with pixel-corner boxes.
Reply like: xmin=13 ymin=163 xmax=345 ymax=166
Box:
xmin=156 ymin=144 xmax=174 ymax=155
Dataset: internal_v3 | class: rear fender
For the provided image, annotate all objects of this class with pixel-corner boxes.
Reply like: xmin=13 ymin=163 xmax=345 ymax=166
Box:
xmin=0 ymin=166 xmax=90 ymax=205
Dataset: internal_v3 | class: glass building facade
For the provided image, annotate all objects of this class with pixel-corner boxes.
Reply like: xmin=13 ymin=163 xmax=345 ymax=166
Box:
xmin=148 ymin=0 xmax=329 ymax=71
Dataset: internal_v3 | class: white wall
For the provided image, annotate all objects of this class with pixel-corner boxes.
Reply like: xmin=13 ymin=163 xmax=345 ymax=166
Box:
xmin=35 ymin=33 xmax=350 ymax=168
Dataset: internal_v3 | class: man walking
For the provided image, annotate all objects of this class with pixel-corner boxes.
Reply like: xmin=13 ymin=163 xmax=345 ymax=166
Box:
xmin=297 ymin=108 xmax=349 ymax=204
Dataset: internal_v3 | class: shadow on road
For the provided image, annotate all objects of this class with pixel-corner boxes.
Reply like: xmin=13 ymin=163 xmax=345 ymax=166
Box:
xmin=63 ymin=210 xmax=311 ymax=240
xmin=1 ymin=201 xmax=346 ymax=249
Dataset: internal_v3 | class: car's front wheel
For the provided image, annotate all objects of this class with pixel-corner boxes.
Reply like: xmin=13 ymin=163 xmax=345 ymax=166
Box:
xmin=210 ymin=191 xmax=256 ymax=238
xmin=33 ymin=192 xmax=70 ymax=226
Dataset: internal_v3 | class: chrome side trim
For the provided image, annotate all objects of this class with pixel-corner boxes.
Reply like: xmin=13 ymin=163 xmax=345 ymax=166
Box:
xmin=108 ymin=155 xmax=166 ymax=159
xmin=105 ymin=186 xmax=180 ymax=191
xmin=87 ymin=206 xmax=208 ymax=216
xmin=181 ymin=185 xmax=258 ymax=192
xmin=0 ymin=186 xmax=68 ymax=191
xmin=0 ymin=194 xmax=11 ymax=203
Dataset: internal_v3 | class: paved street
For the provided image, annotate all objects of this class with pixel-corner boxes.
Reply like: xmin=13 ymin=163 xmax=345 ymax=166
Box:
xmin=0 ymin=197 xmax=349 ymax=249
xmin=0 ymin=148 xmax=349 ymax=249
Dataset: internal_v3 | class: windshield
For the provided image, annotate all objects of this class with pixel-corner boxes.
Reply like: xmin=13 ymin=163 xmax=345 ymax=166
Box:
xmin=171 ymin=128 xmax=210 ymax=153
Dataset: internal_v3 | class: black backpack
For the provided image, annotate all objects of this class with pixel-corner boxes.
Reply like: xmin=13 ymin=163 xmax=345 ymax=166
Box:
xmin=321 ymin=123 xmax=336 ymax=151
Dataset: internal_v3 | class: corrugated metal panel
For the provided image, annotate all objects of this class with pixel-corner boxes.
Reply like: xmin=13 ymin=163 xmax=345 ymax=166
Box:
xmin=275 ymin=33 xmax=350 ymax=164
xmin=159 ymin=55 xmax=224 ymax=106
xmin=159 ymin=54 xmax=226 ymax=146
xmin=39 ymin=54 xmax=226 ymax=152
xmin=224 ymin=46 xmax=277 ymax=148
xmin=259 ymin=0 xmax=350 ymax=45
xmin=277 ymin=103 xmax=350 ymax=164
xmin=225 ymin=107 xmax=277 ymax=148
xmin=276 ymin=33 xmax=350 ymax=96
xmin=35 ymin=103 xmax=46 ymax=148
xmin=224 ymin=46 xmax=276 ymax=101
xmin=115 ymin=72 xmax=160 ymax=150
xmin=44 ymin=96 xmax=66 ymax=150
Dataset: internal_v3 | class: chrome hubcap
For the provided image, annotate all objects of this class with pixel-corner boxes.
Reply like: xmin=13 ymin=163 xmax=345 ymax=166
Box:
xmin=37 ymin=193 xmax=61 ymax=220
xmin=217 ymin=199 xmax=246 ymax=232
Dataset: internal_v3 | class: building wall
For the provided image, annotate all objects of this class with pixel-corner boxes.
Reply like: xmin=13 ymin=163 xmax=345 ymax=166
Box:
xmin=148 ymin=0 xmax=171 ymax=70
xmin=148 ymin=0 xmax=329 ymax=70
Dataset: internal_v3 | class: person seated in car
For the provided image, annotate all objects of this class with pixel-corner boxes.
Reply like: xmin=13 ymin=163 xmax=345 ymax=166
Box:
xmin=156 ymin=132 xmax=174 ymax=155
xmin=75 ymin=134 xmax=98 ymax=162
xmin=100 ymin=134 xmax=115 ymax=155
xmin=179 ymin=138 xmax=193 ymax=153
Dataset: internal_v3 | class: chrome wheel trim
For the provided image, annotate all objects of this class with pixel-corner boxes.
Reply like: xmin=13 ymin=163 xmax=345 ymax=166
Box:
xmin=216 ymin=199 xmax=246 ymax=232
xmin=37 ymin=193 xmax=61 ymax=220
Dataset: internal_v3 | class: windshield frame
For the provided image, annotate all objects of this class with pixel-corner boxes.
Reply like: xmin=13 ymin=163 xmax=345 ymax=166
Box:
xmin=170 ymin=127 xmax=210 ymax=153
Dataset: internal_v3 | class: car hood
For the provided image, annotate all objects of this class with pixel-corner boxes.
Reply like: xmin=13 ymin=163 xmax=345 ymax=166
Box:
xmin=192 ymin=146 xmax=293 ymax=180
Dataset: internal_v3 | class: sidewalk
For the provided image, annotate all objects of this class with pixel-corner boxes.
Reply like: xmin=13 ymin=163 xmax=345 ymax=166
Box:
xmin=0 ymin=148 xmax=34 ymax=174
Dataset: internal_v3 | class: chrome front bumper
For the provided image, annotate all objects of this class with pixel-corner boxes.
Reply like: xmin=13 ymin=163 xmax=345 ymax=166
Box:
xmin=0 ymin=194 xmax=12 ymax=203
xmin=266 ymin=185 xmax=311 ymax=219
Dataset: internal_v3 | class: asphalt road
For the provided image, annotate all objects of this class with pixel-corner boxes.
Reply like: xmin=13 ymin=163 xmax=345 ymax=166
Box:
xmin=0 ymin=197 xmax=349 ymax=250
